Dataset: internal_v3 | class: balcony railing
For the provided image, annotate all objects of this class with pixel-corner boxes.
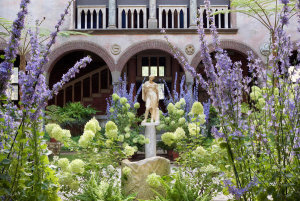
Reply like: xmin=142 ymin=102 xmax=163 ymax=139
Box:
xmin=75 ymin=4 xmax=231 ymax=30
xmin=159 ymin=5 xmax=188 ymax=29
xmin=198 ymin=5 xmax=230 ymax=28
xmin=118 ymin=5 xmax=147 ymax=28
xmin=77 ymin=5 xmax=107 ymax=29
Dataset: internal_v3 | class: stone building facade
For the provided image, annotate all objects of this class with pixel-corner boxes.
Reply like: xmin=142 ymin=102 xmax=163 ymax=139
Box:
xmin=0 ymin=0 xmax=299 ymax=115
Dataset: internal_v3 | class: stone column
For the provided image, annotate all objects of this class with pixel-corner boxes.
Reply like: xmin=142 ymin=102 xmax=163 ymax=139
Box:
xmin=111 ymin=71 xmax=121 ymax=91
xmin=148 ymin=0 xmax=157 ymax=28
xmin=108 ymin=0 xmax=116 ymax=28
xmin=144 ymin=124 xmax=157 ymax=158
xmin=189 ymin=0 xmax=197 ymax=28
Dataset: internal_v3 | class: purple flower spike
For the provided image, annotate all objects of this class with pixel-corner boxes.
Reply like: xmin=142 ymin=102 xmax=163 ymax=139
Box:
xmin=0 ymin=0 xmax=30 ymax=95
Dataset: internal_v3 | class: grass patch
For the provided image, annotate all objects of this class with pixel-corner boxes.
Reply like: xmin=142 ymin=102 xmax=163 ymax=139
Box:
xmin=48 ymin=152 xmax=80 ymax=162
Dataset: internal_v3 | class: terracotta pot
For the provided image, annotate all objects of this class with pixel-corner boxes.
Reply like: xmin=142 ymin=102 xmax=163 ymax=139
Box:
xmin=167 ymin=150 xmax=172 ymax=159
xmin=172 ymin=151 xmax=179 ymax=160
xmin=167 ymin=150 xmax=179 ymax=161
xmin=50 ymin=138 xmax=57 ymax=142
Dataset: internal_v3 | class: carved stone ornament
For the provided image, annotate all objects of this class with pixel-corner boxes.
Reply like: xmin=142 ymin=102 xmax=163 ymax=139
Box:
xmin=185 ymin=44 xmax=195 ymax=55
xmin=111 ymin=44 xmax=121 ymax=55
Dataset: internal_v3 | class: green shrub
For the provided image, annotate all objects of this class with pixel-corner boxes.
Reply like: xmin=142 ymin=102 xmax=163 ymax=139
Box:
xmin=45 ymin=102 xmax=97 ymax=136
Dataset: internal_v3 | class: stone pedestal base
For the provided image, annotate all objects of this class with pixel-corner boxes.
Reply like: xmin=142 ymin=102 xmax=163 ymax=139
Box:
xmin=141 ymin=121 xmax=159 ymax=158
xmin=121 ymin=156 xmax=170 ymax=200
xmin=148 ymin=18 xmax=158 ymax=29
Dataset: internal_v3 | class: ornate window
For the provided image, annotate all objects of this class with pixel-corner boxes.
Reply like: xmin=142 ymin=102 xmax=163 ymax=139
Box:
xmin=141 ymin=56 xmax=166 ymax=99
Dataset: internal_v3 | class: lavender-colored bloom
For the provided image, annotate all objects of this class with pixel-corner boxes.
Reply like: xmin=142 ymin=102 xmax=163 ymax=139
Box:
xmin=162 ymin=73 xmax=200 ymax=115
xmin=223 ymin=177 xmax=259 ymax=200
xmin=0 ymin=0 xmax=30 ymax=95
xmin=107 ymin=74 xmax=143 ymax=119
xmin=52 ymin=56 xmax=92 ymax=96
xmin=281 ymin=0 xmax=290 ymax=4
xmin=203 ymin=100 xmax=210 ymax=121
xmin=212 ymin=126 xmax=225 ymax=139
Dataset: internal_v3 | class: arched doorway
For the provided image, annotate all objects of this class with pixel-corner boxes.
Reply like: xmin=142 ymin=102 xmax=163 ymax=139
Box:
xmin=121 ymin=49 xmax=184 ymax=113
xmin=48 ymin=50 xmax=112 ymax=114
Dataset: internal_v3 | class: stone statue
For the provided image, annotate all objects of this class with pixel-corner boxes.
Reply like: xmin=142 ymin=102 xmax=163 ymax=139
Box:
xmin=142 ymin=75 xmax=159 ymax=123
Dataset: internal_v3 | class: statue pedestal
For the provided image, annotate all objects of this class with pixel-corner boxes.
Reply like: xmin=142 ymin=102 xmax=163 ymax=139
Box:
xmin=121 ymin=156 xmax=170 ymax=200
xmin=141 ymin=121 xmax=159 ymax=158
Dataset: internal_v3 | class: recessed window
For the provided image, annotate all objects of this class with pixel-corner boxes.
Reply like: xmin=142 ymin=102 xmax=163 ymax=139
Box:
xmin=141 ymin=57 xmax=165 ymax=77
xmin=151 ymin=66 xmax=157 ymax=76
xmin=142 ymin=66 xmax=149 ymax=76
xmin=159 ymin=66 xmax=164 ymax=77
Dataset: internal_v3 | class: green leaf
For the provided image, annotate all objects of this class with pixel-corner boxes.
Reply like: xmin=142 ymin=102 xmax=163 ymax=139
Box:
xmin=0 ymin=159 xmax=11 ymax=167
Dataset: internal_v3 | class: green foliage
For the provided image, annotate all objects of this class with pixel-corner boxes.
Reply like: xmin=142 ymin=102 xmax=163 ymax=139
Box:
xmin=108 ymin=94 xmax=146 ymax=151
xmin=223 ymin=0 xmax=297 ymax=32
xmin=148 ymin=170 xmax=217 ymax=201
xmin=45 ymin=102 xmax=97 ymax=136
xmin=0 ymin=120 xmax=61 ymax=201
xmin=71 ymin=172 xmax=136 ymax=201
xmin=55 ymin=117 xmax=137 ymax=200
xmin=0 ymin=17 xmax=90 ymax=58
xmin=159 ymin=100 xmax=207 ymax=151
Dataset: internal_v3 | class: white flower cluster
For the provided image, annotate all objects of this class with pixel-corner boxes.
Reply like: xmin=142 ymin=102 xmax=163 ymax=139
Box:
xmin=189 ymin=102 xmax=206 ymax=125
xmin=161 ymin=127 xmax=186 ymax=147
xmin=124 ymin=145 xmax=136 ymax=157
xmin=146 ymin=173 xmax=161 ymax=188
xmin=45 ymin=123 xmax=71 ymax=143
xmin=105 ymin=121 xmax=118 ymax=140
xmin=79 ymin=117 xmax=101 ymax=148
xmin=58 ymin=158 xmax=85 ymax=174
xmin=192 ymin=146 xmax=207 ymax=158
xmin=57 ymin=158 xmax=85 ymax=191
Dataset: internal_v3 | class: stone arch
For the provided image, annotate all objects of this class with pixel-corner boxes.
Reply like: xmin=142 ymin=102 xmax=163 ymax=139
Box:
xmin=116 ymin=39 xmax=188 ymax=72
xmin=45 ymin=40 xmax=115 ymax=73
xmin=191 ymin=40 xmax=261 ymax=68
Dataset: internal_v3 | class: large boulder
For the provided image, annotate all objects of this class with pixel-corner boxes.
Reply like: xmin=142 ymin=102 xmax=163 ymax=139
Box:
xmin=121 ymin=156 xmax=170 ymax=200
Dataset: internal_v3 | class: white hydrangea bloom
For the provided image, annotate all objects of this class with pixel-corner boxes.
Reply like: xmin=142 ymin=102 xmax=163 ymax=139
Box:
xmin=124 ymin=145 xmax=135 ymax=157
xmin=57 ymin=158 xmax=70 ymax=171
xmin=174 ymin=127 xmax=186 ymax=140
xmin=70 ymin=159 xmax=85 ymax=174
xmin=146 ymin=173 xmax=161 ymax=188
